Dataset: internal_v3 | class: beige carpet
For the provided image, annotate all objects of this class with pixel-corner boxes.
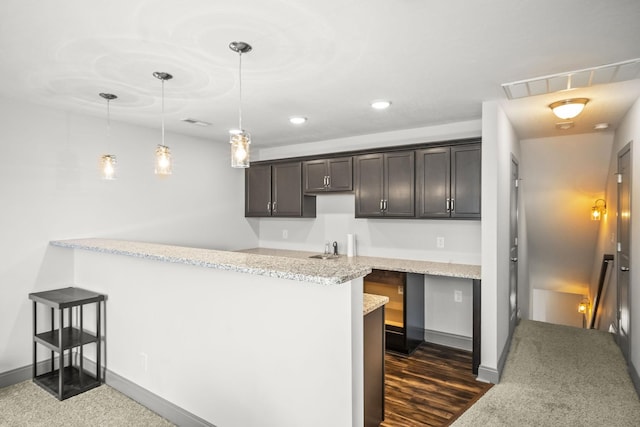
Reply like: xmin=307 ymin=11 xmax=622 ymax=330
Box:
xmin=452 ymin=320 xmax=640 ymax=426
xmin=0 ymin=380 xmax=174 ymax=427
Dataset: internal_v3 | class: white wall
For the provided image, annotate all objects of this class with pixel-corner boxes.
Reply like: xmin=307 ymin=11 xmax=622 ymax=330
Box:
xmin=480 ymin=100 xmax=521 ymax=382
xmin=0 ymin=97 xmax=257 ymax=376
xmin=254 ymin=121 xmax=483 ymax=342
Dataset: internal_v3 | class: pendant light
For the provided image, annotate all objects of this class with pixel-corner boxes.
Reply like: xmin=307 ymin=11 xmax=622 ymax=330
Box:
xmin=153 ymin=71 xmax=173 ymax=176
xmin=229 ymin=41 xmax=252 ymax=168
xmin=99 ymin=93 xmax=117 ymax=180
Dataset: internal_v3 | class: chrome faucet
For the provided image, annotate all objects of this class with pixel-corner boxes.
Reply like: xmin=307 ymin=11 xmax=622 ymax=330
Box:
xmin=332 ymin=241 xmax=338 ymax=256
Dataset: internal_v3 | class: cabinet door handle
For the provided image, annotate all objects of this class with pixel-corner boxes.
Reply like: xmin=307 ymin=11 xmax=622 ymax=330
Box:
xmin=621 ymin=266 xmax=630 ymax=272
xmin=450 ymin=198 xmax=455 ymax=212
xmin=267 ymin=202 xmax=271 ymax=213
xmin=273 ymin=201 xmax=277 ymax=213
xmin=446 ymin=198 xmax=451 ymax=212
xmin=383 ymin=200 xmax=388 ymax=211
xmin=326 ymin=175 xmax=331 ymax=188
xmin=380 ymin=199 xmax=384 ymax=211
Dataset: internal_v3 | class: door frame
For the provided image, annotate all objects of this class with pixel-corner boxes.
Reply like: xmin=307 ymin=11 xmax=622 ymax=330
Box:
xmin=616 ymin=141 xmax=632 ymax=363
xmin=509 ymin=155 xmax=519 ymax=336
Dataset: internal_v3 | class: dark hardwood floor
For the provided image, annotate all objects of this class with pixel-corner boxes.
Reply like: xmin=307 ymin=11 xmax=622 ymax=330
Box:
xmin=381 ymin=342 xmax=492 ymax=427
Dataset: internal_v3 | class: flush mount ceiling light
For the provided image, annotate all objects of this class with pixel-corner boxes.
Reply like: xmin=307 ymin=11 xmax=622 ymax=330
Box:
xmin=229 ymin=41 xmax=252 ymax=168
xmin=99 ymin=93 xmax=117 ymax=180
xmin=549 ymin=98 xmax=589 ymax=120
xmin=371 ymin=100 xmax=391 ymax=110
xmin=153 ymin=71 xmax=173 ymax=176
xmin=594 ymin=122 xmax=610 ymax=130
xmin=289 ymin=116 xmax=307 ymax=125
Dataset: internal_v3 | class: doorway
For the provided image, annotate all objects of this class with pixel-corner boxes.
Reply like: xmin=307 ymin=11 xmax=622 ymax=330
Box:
xmin=617 ymin=142 xmax=631 ymax=362
xmin=509 ymin=156 xmax=519 ymax=336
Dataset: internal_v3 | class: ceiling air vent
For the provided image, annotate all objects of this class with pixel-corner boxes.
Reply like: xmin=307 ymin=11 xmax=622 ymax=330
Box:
xmin=181 ymin=118 xmax=212 ymax=127
xmin=502 ymin=58 xmax=640 ymax=99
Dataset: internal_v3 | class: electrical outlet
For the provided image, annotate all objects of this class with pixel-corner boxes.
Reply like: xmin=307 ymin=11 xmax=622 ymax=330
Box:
xmin=282 ymin=229 xmax=288 ymax=239
xmin=454 ymin=290 xmax=462 ymax=303
xmin=437 ymin=237 xmax=445 ymax=249
xmin=140 ymin=352 xmax=148 ymax=372
xmin=398 ymin=286 xmax=404 ymax=295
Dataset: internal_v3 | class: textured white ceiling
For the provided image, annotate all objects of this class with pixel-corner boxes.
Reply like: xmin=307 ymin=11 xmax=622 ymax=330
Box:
xmin=0 ymin=0 xmax=639 ymax=147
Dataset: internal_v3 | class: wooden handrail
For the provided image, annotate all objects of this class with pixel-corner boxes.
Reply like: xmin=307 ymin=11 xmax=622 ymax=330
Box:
xmin=589 ymin=254 xmax=614 ymax=329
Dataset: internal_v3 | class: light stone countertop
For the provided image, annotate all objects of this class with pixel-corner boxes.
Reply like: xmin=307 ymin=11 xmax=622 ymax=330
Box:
xmin=50 ymin=238 xmax=372 ymax=286
xmin=363 ymin=293 xmax=389 ymax=316
xmin=237 ymin=248 xmax=481 ymax=280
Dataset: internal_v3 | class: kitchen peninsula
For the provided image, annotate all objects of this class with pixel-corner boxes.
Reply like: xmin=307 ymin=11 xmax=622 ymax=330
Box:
xmin=49 ymin=238 xmax=374 ymax=427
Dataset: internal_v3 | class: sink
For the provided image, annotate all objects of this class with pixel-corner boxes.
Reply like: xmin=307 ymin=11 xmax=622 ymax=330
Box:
xmin=309 ymin=254 xmax=338 ymax=260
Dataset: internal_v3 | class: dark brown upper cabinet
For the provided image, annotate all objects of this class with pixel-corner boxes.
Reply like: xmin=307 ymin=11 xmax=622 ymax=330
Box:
xmin=303 ymin=157 xmax=353 ymax=193
xmin=416 ymin=143 xmax=481 ymax=219
xmin=245 ymin=161 xmax=316 ymax=217
xmin=355 ymin=151 xmax=415 ymax=218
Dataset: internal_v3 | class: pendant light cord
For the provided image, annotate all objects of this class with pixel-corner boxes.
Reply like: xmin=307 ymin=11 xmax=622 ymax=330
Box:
xmin=238 ymin=52 xmax=243 ymax=131
xmin=161 ymin=79 xmax=165 ymax=145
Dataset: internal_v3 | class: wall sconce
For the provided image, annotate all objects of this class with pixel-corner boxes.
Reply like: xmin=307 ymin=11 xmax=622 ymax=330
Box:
xmin=591 ymin=199 xmax=607 ymax=221
xmin=578 ymin=297 xmax=590 ymax=329
xmin=549 ymin=98 xmax=589 ymax=120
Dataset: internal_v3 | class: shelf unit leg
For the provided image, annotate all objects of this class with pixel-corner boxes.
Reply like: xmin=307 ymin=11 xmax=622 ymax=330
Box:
xmin=58 ymin=308 xmax=64 ymax=400
xmin=50 ymin=308 xmax=54 ymax=373
xmin=79 ymin=305 xmax=84 ymax=386
xmin=96 ymin=301 xmax=101 ymax=383
xmin=32 ymin=301 xmax=37 ymax=379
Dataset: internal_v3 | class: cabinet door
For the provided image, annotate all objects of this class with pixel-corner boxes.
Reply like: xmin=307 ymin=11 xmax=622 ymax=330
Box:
xmin=384 ymin=151 xmax=415 ymax=217
xmin=245 ymin=163 xmax=272 ymax=217
xmin=416 ymin=147 xmax=450 ymax=218
xmin=355 ymin=154 xmax=385 ymax=217
xmin=272 ymin=162 xmax=303 ymax=216
xmin=451 ymin=144 xmax=481 ymax=218
xmin=326 ymin=157 xmax=353 ymax=191
xmin=303 ymin=159 xmax=328 ymax=193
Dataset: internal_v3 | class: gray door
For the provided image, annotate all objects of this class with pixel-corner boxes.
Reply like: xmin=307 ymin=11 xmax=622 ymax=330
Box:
xmin=509 ymin=156 xmax=519 ymax=335
xmin=617 ymin=143 xmax=631 ymax=362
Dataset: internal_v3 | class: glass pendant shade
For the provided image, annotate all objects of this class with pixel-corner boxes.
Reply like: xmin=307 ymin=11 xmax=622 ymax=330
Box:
xmin=549 ymin=98 xmax=589 ymax=120
xmin=155 ymin=144 xmax=172 ymax=175
xmin=101 ymin=154 xmax=117 ymax=180
xmin=230 ymin=131 xmax=251 ymax=168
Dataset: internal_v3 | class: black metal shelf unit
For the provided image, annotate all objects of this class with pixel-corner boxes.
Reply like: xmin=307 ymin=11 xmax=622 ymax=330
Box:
xmin=29 ymin=287 xmax=105 ymax=400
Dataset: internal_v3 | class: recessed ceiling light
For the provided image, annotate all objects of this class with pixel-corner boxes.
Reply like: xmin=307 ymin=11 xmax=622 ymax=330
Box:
xmin=555 ymin=121 xmax=574 ymax=130
xmin=371 ymin=100 xmax=391 ymax=110
xmin=594 ymin=123 xmax=610 ymax=130
xmin=289 ymin=116 xmax=307 ymax=125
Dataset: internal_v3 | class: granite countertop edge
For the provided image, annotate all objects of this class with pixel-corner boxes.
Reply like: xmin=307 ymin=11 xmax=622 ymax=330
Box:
xmin=49 ymin=239 xmax=372 ymax=286
xmin=238 ymin=248 xmax=481 ymax=280
xmin=363 ymin=293 xmax=389 ymax=316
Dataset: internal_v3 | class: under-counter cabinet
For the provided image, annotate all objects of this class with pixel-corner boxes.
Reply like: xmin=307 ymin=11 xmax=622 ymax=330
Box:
xmin=363 ymin=270 xmax=424 ymax=354
xmin=29 ymin=287 xmax=105 ymax=400
xmin=416 ymin=143 xmax=481 ymax=219
xmin=355 ymin=151 xmax=415 ymax=218
xmin=245 ymin=161 xmax=316 ymax=217
xmin=303 ymin=157 xmax=353 ymax=193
